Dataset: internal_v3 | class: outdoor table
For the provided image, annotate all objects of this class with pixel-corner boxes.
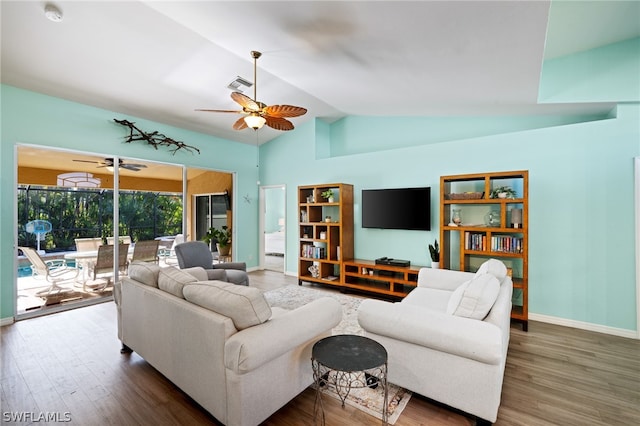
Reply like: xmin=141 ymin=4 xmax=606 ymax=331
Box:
xmin=64 ymin=246 xmax=134 ymax=286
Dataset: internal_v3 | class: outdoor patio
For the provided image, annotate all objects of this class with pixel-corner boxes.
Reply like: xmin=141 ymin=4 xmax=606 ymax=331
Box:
xmin=16 ymin=251 xmax=178 ymax=315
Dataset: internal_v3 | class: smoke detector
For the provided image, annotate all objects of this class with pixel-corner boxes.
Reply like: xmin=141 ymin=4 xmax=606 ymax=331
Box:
xmin=44 ymin=4 xmax=63 ymax=22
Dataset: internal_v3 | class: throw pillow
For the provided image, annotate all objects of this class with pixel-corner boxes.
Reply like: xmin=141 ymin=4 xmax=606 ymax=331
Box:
xmin=446 ymin=279 xmax=470 ymax=315
xmin=475 ymin=258 xmax=507 ymax=280
xmin=204 ymin=268 xmax=228 ymax=281
xmin=448 ymin=273 xmax=500 ymax=320
xmin=128 ymin=261 xmax=162 ymax=287
xmin=158 ymin=267 xmax=198 ymax=298
xmin=181 ymin=266 xmax=209 ymax=281
xmin=183 ymin=282 xmax=272 ymax=330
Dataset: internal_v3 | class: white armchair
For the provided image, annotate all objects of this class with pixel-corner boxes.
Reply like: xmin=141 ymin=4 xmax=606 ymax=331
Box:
xmin=357 ymin=259 xmax=513 ymax=424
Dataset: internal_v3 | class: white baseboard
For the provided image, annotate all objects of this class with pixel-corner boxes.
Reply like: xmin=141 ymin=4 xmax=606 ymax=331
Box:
xmin=1 ymin=316 xmax=15 ymax=327
xmin=529 ymin=312 xmax=639 ymax=339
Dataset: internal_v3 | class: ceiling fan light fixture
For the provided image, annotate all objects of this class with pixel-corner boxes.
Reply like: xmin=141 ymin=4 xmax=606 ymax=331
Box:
xmin=244 ymin=114 xmax=266 ymax=130
xmin=57 ymin=172 xmax=100 ymax=188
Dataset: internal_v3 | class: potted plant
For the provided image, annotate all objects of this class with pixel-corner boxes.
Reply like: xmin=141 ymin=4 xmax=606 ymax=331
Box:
xmin=429 ymin=239 xmax=440 ymax=269
xmin=490 ymin=186 xmax=517 ymax=199
xmin=203 ymin=225 xmax=232 ymax=256
xmin=320 ymin=189 xmax=334 ymax=203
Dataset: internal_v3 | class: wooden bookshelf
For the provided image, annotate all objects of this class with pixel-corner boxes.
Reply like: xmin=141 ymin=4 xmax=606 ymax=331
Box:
xmin=440 ymin=170 xmax=529 ymax=330
xmin=298 ymin=183 xmax=353 ymax=288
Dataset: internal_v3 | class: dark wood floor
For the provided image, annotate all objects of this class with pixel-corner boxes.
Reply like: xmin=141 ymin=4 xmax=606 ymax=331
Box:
xmin=1 ymin=270 xmax=639 ymax=425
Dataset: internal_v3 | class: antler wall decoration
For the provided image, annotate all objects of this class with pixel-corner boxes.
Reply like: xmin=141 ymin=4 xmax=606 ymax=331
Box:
xmin=113 ymin=118 xmax=200 ymax=155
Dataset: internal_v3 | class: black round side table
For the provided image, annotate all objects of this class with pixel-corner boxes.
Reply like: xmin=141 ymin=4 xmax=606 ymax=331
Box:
xmin=311 ymin=334 xmax=388 ymax=425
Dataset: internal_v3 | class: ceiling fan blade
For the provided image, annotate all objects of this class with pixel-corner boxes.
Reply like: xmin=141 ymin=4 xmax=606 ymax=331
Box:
xmin=73 ymin=159 xmax=101 ymax=164
xmin=233 ymin=116 xmax=248 ymax=130
xmin=231 ymin=92 xmax=260 ymax=112
xmin=195 ymin=108 xmax=244 ymax=113
xmin=121 ymin=164 xmax=143 ymax=171
xmin=265 ymin=116 xmax=295 ymax=131
xmin=264 ymin=105 xmax=307 ymax=118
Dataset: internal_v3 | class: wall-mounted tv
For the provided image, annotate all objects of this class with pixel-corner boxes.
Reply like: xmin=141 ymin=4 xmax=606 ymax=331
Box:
xmin=362 ymin=187 xmax=431 ymax=230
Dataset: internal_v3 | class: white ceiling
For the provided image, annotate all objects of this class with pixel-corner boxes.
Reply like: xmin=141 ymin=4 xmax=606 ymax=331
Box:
xmin=2 ymin=1 xmax=639 ymax=146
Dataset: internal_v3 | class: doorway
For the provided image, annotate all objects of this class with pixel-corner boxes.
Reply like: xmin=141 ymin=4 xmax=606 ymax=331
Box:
xmin=194 ymin=192 xmax=230 ymax=251
xmin=261 ymin=185 xmax=286 ymax=273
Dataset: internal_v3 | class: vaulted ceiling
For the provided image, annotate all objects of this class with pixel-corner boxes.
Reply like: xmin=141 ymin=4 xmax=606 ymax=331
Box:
xmin=2 ymin=1 xmax=639 ymax=145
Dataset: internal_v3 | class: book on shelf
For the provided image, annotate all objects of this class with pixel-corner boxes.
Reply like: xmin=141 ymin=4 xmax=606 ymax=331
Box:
xmin=301 ymin=244 xmax=326 ymax=259
xmin=464 ymin=232 xmax=523 ymax=253
xmin=465 ymin=231 xmax=487 ymax=251
xmin=491 ymin=235 xmax=523 ymax=253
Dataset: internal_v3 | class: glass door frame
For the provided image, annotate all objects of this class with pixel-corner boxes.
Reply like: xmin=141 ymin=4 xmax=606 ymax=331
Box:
xmin=13 ymin=144 xmax=188 ymax=320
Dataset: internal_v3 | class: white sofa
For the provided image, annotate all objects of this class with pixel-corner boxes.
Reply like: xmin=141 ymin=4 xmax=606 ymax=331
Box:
xmin=357 ymin=259 xmax=513 ymax=424
xmin=114 ymin=262 xmax=342 ymax=426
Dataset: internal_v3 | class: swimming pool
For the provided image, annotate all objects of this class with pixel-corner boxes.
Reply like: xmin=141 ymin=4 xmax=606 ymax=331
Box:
xmin=18 ymin=260 xmax=77 ymax=278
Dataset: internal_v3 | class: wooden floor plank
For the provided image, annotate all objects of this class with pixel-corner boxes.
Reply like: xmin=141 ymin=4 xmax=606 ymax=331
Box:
xmin=1 ymin=270 xmax=638 ymax=425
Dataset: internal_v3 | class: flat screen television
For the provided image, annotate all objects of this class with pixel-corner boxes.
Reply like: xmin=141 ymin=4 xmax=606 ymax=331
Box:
xmin=362 ymin=187 xmax=431 ymax=230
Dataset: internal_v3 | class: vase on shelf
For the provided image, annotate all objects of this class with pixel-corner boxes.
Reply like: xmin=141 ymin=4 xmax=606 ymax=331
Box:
xmin=451 ymin=209 xmax=462 ymax=225
xmin=484 ymin=210 xmax=500 ymax=227
xmin=431 ymin=261 xmax=440 ymax=269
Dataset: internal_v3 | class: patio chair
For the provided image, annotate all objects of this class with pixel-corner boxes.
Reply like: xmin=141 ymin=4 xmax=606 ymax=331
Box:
xmin=88 ymin=243 xmax=129 ymax=292
xmin=131 ymin=240 xmax=160 ymax=263
xmin=106 ymin=236 xmax=132 ymax=245
xmin=19 ymin=246 xmax=79 ymax=296
xmin=161 ymin=233 xmax=184 ymax=265
xmin=74 ymin=237 xmax=103 ymax=252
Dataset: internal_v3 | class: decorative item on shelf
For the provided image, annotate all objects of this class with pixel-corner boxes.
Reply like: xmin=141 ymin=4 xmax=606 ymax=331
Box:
xmin=203 ymin=225 xmax=232 ymax=256
xmin=490 ymin=186 xmax=517 ymax=199
xmin=325 ymin=216 xmax=332 ymax=223
xmin=319 ymin=231 xmax=327 ymax=240
xmin=306 ymin=195 xmax=314 ymax=203
xmin=308 ymin=264 xmax=319 ymax=278
xmin=446 ymin=192 xmax=483 ymax=200
xmin=510 ymin=208 xmax=522 ymax=228
xmin=484 ymin=210 xmax=501 ymax=227
xmin=429 ymin=239 xmax=440 ymax=269
xmin=449 ymin=209 xmax=462 ymax=226
xmin=320 ymin=189 xmax=335 ymax=203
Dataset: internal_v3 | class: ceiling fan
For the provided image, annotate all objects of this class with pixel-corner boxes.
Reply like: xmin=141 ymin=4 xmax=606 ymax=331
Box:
xmin=72 ymin=157 xmax=147 ymax=171
xmin=196 ymin=51 xmax=307 ymax=131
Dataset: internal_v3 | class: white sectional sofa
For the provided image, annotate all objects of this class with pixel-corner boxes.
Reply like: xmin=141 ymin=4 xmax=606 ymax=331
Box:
xmin=114 ymin=262 xmax=342 ymax=426
xmin=357 ymin=259 xmax=513 ymax=424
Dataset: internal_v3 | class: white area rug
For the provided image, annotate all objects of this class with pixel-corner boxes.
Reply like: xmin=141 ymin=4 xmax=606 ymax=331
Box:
xmin=263 ymin=284 xmax=412 ymax=424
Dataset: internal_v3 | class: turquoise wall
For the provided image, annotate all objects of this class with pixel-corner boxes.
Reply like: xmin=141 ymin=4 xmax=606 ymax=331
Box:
xmin=264 ymin=187 xmax=285 ymax=233
xmin=0 ymin=85 xmax=260 ymax=320
xmin=259 ymin=40 xmax=640 ymax=333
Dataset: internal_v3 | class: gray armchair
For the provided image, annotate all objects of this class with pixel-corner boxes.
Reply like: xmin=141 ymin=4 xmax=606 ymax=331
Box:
xmin=174 ymin=241 xmax=249 ymax=286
